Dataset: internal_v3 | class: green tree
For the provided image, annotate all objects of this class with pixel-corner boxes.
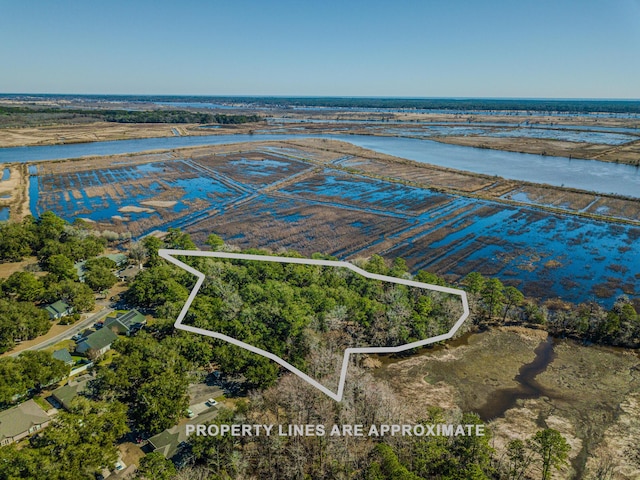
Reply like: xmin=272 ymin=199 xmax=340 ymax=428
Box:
xmin=504 ymin=439 xmax=533 ymax=480
xmin=18 ymin=350 xmax=68 ymax=390
xmin=2 ymin=271 xmax=44 ymax=302
xmin=0 ymin=358 xmax=28 ymax=404
xmin=503 ymin=286 xmax=524 ymax=323
xmin=463 ymin=271 xmax=485 ymax=295
xmin=84 ymin=265 xmax=118 ymax=292
xmin=35 ymin=211 xmax=66 ymax=245
xmin=45 ymin=254 xmax=77 ymax=280
xmin=136 ymin=452 xmax=177 ymax=480
xmin=0 ymin=299 xmax=51 ymax=350
xmin=94 ymin=334 xmax=190 ymax=434
xmin=165 ymin=227 xmax=196 ymax=250
xmin=45 ymin=279 xmax=95 ymax=312
xmin=529 ymin=428 xmax=570 ymax=480
xmin=481 ymin=277 xmax=505 ymax=320
xmin=125 ymin=264 xmax=189 ymax=308
xmin=206 ymin=233 xmax=225 ymax=251
xmin=0 ymin=220 xmax=34 ymax=261
xmin=189 ymin=408 xmax=240 ymax=477
xmin=29 ymin=398 xmax=129 ymax=480
xmin=142 ymin=235 xmax=163 ymax=267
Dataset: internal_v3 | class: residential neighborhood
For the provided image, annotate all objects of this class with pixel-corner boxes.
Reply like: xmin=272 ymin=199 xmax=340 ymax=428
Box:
xmin=0 ymin=399 xmax=51 ymax=447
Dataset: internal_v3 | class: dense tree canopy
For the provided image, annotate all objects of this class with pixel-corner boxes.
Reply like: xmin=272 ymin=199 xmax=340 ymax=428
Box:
xmin=0 ymin=398 xmax=128 ymax=480
xmin=93 ymin=333 xmax=190 ymax=434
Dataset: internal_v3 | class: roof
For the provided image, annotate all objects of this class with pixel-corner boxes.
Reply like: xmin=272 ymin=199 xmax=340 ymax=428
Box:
xmin=104 ymin=253 xmax=128 ymax=265
xmin=118 ymin=265 xmax=141 ymax=279
xmin=77 ymin=328 xmax=118 ymax=352
xmin=148 ymin=408 xmax=219 ymax=459
xmin=104 ymin=310 xmax=146 ymax=333
xmin=0 ymin=399 xmax=49 ymax=442
xmin=45 ymin=300 xmax=71 ymax=316
xmin=115 ymin=310 xmax=146 ymax=327
xmin=52 ymin=349 xmax=73 ymax=365
xmin=74 ymin=253 xmax=129 ymax=280
xmin=51 ymin=377 xmax=90 ymax=410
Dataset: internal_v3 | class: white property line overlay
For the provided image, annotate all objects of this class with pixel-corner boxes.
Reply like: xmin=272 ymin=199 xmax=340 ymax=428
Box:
xmin=159 ymin=249 xmax=470 ymax=402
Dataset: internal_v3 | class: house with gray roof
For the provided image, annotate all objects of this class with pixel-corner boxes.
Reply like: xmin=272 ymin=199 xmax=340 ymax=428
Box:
xmin=50 ymin=376 xmax=91 ymax=410
xmin=75 ymin=328 xmax=118 ymax=357
xmin=44 ymin=300 xmax=73 ymax=320
xmin=74 ymin=253 xmax=128 ymax=282
xmin=147 ymin=408 xmax=218 ymax=459
xmin=0 ymin=399 xmax=50 ymax=446
xmin=52 ymin=348 xmax=74 ymax=366
xmin=104 ymin=309 xmax=146 ymax=336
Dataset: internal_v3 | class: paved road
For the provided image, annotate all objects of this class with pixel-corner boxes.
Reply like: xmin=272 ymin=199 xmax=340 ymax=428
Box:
xmin=8 ymin=307 xmax=114 ymax=357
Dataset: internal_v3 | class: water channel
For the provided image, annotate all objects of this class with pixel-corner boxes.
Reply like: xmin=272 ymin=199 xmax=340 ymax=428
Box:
xmin=1 ymin=134 xmax=639 ymax=197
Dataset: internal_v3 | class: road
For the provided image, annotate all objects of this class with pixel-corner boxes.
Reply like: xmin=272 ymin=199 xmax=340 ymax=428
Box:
xmin=8 ymin=307 xmax=114 ymax=357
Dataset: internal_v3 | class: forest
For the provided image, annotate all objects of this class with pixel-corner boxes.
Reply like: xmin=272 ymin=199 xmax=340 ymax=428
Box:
xmin=0 ymin=105 xmax=261 ymax=127
xmin=0 ymin=221 xmax=637 ymax=479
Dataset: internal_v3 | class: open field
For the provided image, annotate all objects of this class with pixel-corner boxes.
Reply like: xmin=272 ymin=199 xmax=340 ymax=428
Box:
xmin=20 ymin=139 xmax=640 ymax=305
xmin=0 ymin=121 xmax=261 ymax=147
xmin=375 ymin=328 xmax=640 ymax=479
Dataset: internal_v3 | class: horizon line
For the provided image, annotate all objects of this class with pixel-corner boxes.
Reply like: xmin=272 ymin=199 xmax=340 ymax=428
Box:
xmin=1 ymin=93 xmax=639 ymax=102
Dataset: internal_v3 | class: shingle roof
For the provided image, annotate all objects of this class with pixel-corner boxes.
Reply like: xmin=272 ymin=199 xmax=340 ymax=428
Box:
xmin=77 ymin=328 xmax=117 ymax=353
xmin=0 ymin=399 xmax=49 ymax=442
xmin=52 ymin=349 xmax=73 ymax=365
xmin=148 ymin=408 xmax=219 ymax=458
xmin=45 ymin=300 xmax=71 ymax=316
xmin=51 ymin=378 xmax=90 ymax=410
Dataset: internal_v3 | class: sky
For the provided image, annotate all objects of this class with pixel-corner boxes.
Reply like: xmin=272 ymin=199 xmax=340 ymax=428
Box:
xmin=1 ymin=0 xmax=639 ymax=98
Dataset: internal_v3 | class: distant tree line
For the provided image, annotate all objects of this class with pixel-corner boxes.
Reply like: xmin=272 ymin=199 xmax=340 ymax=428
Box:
xmin=114 ymin=96 xmax=640 ymax=114
xmin=0 ymin=106 xmax=261 ymax=125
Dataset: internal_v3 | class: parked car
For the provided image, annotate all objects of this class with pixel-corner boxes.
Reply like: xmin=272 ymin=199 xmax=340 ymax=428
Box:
xmin=206 ymin=398 xmax=218 ymax=407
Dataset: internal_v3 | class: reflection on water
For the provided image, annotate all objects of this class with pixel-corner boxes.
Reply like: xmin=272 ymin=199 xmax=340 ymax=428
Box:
xmin=1 ymin=134 xmax=639 ymax=197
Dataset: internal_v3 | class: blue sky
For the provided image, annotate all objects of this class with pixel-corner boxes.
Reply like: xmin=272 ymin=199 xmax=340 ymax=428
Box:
xmin=1 ymin=0 xmax=639 ymax=98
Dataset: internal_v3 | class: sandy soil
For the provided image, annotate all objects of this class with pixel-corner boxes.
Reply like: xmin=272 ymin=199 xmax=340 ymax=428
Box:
xmin=0 ymin=257 xmax=38 ymax=278
xmin=0 ymin=163 xmax=30 ymax=220
xmin=119 ymin=205 xmax=154 ymax=213
xmin=0 ymin=122 xmax=260 ymax=148
xmin=140 ymin=200 xmax=177 ymax=208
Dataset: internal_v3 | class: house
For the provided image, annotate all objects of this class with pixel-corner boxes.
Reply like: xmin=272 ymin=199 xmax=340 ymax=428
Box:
xmin=103 ymin=309 xmax=146 ymax=336
xmin=50 ymin=376 xmax=91 ymax=411
xmin=75 ymin=328 xmax=118 ymax=357
xmin=0 ymin=399 xmax=50 ymax=446
xmin=117 ymin=264 xmax=142 ymax=281
xmin=74 ymin=253 xmax=129 ymax=282
xmin=44 ymin=300 xmax=73 ymax=320
xmin=147 ymin=408 xmax=218 ymax=459
xmin=52 ymin=348 xmax=74 ymax=367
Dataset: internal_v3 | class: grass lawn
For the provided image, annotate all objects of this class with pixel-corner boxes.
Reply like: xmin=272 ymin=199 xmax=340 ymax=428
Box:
xmin=33 ymin=395 xmax=50 ymax=411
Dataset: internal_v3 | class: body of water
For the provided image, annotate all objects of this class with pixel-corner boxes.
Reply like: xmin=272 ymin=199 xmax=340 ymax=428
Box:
xmin=0 ymin=134 xmax=639 ymax=197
